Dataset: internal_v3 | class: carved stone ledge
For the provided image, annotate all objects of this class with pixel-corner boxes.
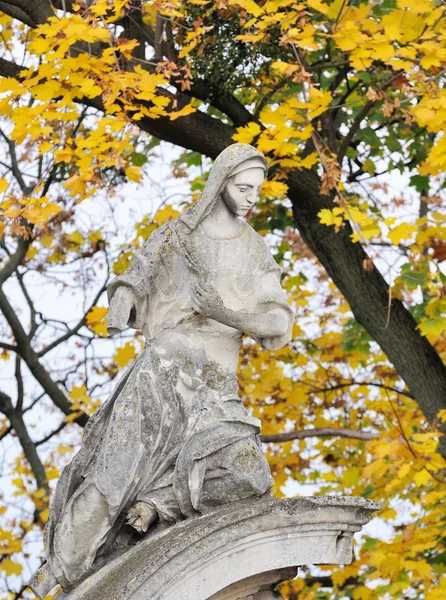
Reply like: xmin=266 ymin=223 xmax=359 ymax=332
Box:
xmin=55 ymin=496 xmax=381 ymax=600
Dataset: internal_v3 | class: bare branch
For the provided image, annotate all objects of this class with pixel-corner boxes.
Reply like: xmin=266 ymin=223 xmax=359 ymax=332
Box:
xmin=0 ymin=236 xmax=32 ymax=286
xmin=0 ymin=287 xmax=89 ymax=426
xmin=38 ymin=281 xmax=107 ymax=357
xmin=0 ymin=127 xmax=33 ymax=194
xmin=0 ymin=389 xmax=49 ymax=494
xmin=0 ymin=341 xmax=18 ymax=353
xmin=35 ymin=420 xmax=68 ymax=446
xmin=0 ymin=55 xmax=21 ymax=78
xmin=337 ymin=99 xmax=374 ymax=163
xmin=154 ymin=13 xmax=164 ymax=62
xmin=309 ymin=381 xmax=414 ymax=400
xmin=15 ymin=355 xmax=24 ymax=410
xmin=261 ymin=427 xmax=377 ymax=444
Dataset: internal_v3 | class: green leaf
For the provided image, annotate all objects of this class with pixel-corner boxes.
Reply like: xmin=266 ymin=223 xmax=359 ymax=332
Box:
xmin=130 ymin=152 xmax=148 ymax=167
xmin=409 ymin=174 xmax=430 ymax=194
xmin=363 ymin=158 xmax=376 ymax=175
xmin=399 ymin=263 xmax=428 ymax=291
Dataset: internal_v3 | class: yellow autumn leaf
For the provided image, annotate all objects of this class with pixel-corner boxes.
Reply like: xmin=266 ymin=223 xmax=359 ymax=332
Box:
xmin=413 ymin=469 xmax=432 ymax=487
xmin=0 ymin=558 xmax=23 ymax=576
xmin=271 ymin=61 xmax=299 ymax=75
xmin=353 ymin=586 xmax=374 ymax=600
xmin=24 ymin=203 xmax=62 ymax=227
xmin=38 ymin=141 xmax=52 ymax=155
xmin=418 ymin=317 xmax=446 ymax=340
xmin=85 ymin=306 xmax=108 ymax=337
xmin=233 ymin=122 xmax=261 ymax=144
xmin=397 ymin=463 xmax=411 ymax=479
xmin=397 ymin=0 xmax=435 ymax=14
xmin=79 ymin=78 xmax=103 ymax=98
xmin=45 ymin=467 xmax=59 ymax=481
xmin=125 ymin=166 xmax=143 ymax=183
xmin=362 ymin=457 xmax=388 ymax=479
xmin=69 ymin=385 xmax=90 ymax=404
xmin=154 ymin=206 xmax=180 ymax=224
xmin=261 ymin=181 xmax=288 ymax=198
xmin=426 ymin=583 xmax=446 ymax=599
xmin=57 ymin=444 xmax=73 ymax=455
xmin=228 ymin=0 xmax=264 ymax=17
xmin=0 ymin=178 xmax=8 ymax=193
xmin=113 ymin=342 xmax=137 ymax=368
xmin=388 ymin=223 xmax=418 ymax=245
xmin=63 ymin=174 xmax=87 ymax=198
xmin=403 ymin=559 xmax=433 ymax=578
xmin=306 ymin=0 xmax=330 ymax=15
xmin=318 ymin=207 xmax=345 ymax=228
xmin=169 ymin=104 xmax=197 ymax=121
xmin=40 ymin=508 xmax=50 ymax=524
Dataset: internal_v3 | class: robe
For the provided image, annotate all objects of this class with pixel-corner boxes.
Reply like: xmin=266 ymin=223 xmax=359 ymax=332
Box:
xmin=42 ymin=145 xmax=294 ymax=592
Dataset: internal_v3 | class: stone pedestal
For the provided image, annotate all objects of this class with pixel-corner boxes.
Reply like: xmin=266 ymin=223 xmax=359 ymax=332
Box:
xmin=55 ymin=496 xmax=380 ymax=600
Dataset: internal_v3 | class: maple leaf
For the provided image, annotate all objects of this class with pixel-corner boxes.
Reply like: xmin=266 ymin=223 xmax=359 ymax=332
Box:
xmin=85 ymin=306 xmax=108 ymax=337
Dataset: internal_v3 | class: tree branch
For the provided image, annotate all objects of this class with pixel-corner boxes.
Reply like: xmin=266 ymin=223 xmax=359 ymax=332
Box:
xmin=0 ymin=55 xmax=21 ymax=78
xmin=310 ymin=381 xmax=414 ymax=400
xmin=0 ymin=1 xmax=35 ymax=26
xmin=0 ymin=287 xmax=88 ymax=426
xmin=0 ymin=0 xmax=53 ymax=26
xmin=261 ymin=427 xmax=377 ymax=444
xmin=0 ymin=127 xmax=33 ymax=194
xmin=38 ymin=281 xmax=107 ymax=357
xmin=337 ymin=99 xmax=374 ymax=163
xmin=0 ymin=389 xmax=49 ymax=494
xmin=0 ymin=236 xmax=32 ymax=286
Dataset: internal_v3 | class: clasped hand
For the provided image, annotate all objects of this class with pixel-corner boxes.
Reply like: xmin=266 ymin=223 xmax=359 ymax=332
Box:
xmin=191 ymin=280 xmax=225 ymax=320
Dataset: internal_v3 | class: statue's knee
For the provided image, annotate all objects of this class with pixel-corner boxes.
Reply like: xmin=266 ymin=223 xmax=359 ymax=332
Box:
xmin=233 ymin=439 xmax=273 ymax=495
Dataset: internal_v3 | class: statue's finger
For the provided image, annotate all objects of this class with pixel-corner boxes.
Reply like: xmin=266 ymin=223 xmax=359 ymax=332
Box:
xmin=196 ymin=282 xmax=207 ymax=292
xmin=191 ymin=298 xmax=201 ymax=312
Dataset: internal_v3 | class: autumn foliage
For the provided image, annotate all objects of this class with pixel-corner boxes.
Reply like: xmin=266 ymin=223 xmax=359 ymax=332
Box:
xmin=0 ymin=0 xmax=446 ymax=598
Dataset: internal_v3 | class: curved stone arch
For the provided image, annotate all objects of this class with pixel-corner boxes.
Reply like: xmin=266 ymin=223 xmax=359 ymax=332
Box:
xmin=56 ymin=497 xmax=380 ymax=600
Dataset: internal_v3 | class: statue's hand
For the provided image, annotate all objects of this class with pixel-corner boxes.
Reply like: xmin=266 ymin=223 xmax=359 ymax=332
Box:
xmin=107 ymin=287 xmax=135 ymax=335
xmin=191 ymin=280 xmax=226 ymax=321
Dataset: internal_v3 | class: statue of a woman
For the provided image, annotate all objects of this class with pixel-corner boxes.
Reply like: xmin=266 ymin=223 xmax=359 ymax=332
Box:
xmin=32 ymin=144 xmax=293 ymax=597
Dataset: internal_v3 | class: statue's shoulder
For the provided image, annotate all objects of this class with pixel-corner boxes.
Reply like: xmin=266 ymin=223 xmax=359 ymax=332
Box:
xmin=242 ymin=222 xmax=281 ymax=275
xmin=142 ymin=222 xmax=175 ymax=254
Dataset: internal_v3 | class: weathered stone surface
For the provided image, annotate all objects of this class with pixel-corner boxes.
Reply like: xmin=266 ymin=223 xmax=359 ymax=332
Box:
xmin=30 ymin=144 xmax=382 ymax=600
xmin=31 ymin=144 xmax=298 ymax=598
xmin=210 ymin=568 xmax=296 ymax=599
xmin=54 ymin=496 xmax=380 ymax=600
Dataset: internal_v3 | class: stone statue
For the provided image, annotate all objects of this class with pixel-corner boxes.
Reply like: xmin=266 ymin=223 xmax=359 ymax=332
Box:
xmin=31 ymin=144 xmax=294 ymax=598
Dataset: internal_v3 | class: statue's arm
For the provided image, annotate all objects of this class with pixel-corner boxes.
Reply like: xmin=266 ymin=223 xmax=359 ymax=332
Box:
xmin=107 ymin=287 xmax=136 ymax=335
xmin=191 ymin=281 xmax=290 ymax=339
xmin=106 ymin=225 xmax=167 ymax=335
xmin=219 ymin=306 xmax=289 ymax=339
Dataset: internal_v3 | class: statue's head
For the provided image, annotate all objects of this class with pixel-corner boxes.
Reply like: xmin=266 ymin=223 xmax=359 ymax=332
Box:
xmin=221 ymin=165 xmax=265 ymax=218
xmin=179 ymin=144 xmax=268 ymax=230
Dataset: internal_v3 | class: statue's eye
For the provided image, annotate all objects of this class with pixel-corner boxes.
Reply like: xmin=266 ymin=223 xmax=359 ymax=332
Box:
xmin=238 ymin=187 xmax=248 ymax=192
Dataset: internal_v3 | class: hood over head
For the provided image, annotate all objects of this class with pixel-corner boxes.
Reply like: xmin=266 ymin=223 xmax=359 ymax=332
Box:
xmin=179 ymin=144 xmax=268 ymax=232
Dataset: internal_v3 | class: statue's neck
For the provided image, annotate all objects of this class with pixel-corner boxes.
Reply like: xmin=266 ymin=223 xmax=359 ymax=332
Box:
xmin=200 ymin=197 xmax=243 ymax=239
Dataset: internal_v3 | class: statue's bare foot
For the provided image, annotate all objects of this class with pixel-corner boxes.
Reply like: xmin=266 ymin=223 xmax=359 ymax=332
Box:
xmin=126 ymin=501 xmax=157 ymax=533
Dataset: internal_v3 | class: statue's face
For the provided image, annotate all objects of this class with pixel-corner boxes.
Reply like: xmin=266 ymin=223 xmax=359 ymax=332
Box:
xmin=221 ymin=167 xmax=265 ymax=217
